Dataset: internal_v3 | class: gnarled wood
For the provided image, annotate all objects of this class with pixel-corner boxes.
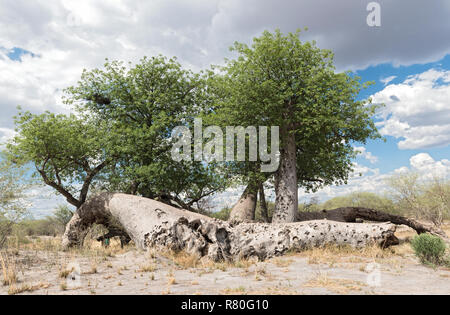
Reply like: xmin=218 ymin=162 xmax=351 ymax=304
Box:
xmin=63 ymin=193 xmax=399 ymax=261
xmin=296 ymin=207 xmax=448 ymax=241
xmin=273 ymin=125 xmax=298 ymax=223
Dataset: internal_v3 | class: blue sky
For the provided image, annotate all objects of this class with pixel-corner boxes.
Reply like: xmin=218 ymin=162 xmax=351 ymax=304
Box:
xmin=5 ymin=47 xmax=36 ymax=62
xmin=0 ymin=0 xmax=449 ymax=216
xmin=354 ymin=54 xmax=450 ymax=173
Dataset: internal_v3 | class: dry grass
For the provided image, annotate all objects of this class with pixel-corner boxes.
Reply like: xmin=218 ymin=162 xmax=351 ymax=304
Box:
xmin=167 ymin=277 xmax=177 ymax=285
xmin=24 ymin=238 xmax=62 ymax=252
xmin=0 ymin=252 xmax=18 ymax=286
xmin=160 ymin=250 xmax=201 ymax=269
xmin=270 ymin=257 xmax=294 ymax=268
xmin=221 ymin=286 xmax=247 ymax=295
xmin=304 ymin=272 xmax=366 ymax=294
xmin=8 ymin=282 xmax=50 ymax=295
xmin=138 ymin=264 xmax=156 ymax=273
xmin=295 ymin=244 xmax=396 ymax=266
xmin=83 ymin=264 xmax=98 ymax=275
xmin=58 ymin=266 xmax=74 ymax=279
xmin=156 ymin=248 xmax=257 ymax=272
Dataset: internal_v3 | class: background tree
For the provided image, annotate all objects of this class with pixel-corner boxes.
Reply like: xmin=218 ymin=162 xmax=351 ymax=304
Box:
xmin=212 ymin=29 xmax=380 ymax=223
xmin=321 ymin=192 xmax=398 ymax=214
xmin=388 ymin=172 xmax=450 ymax=226
xmin=64 ymin=56 xmax=228 ymax=210
xmin=8 ymin=111 xmax=115 ymax=209
xmin=52 ymin=205 xmax=74 ymax=229
xmin=0 ymin=155 xmax=31 ymax=249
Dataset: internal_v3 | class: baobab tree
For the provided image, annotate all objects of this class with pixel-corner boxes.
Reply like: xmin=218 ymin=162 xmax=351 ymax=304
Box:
xmin=210 ymin=29 xmax=380 ymax=223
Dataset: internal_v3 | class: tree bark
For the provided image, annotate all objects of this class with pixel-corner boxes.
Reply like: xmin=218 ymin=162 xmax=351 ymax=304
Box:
xmin=62 ymin=193 xmax=400 ymax=261
xmin=228 ymin=184 xmax=258 ymax=225
xmin=273 ymin=126 xmax=298 ymax=223
xmin=259 ymin=183 xmax=270 ymax=223
xmin=296 ymin=207 xmax=448 ymax=241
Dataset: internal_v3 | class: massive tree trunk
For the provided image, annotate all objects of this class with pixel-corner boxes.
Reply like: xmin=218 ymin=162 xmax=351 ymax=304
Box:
xmin=273 ymin=126 xmax=298 ymax=223
xmin=228 ymin=184 xmax=258 ymax=225
xmin=62 ymin=193 xmax=400 ymax=261
xmin=296 ymin=207 xmax=449 ymax=241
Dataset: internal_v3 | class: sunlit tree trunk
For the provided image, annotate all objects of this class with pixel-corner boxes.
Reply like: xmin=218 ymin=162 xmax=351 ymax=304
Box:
xmin=228 ymin=183 xmax=258 ymax=224
xmin=273 ymin=125 xmax=298 ymax=223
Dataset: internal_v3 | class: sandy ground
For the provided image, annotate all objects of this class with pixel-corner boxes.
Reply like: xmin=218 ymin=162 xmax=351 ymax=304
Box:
xmin=1 ymin=226 xmax=449 ymax=295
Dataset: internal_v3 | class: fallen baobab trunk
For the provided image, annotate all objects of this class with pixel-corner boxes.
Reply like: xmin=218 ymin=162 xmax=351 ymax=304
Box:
xmin=62 ymin=193 xmax=399 ymax=261
xmin=296 ymin=207 xmax=448 ymax=241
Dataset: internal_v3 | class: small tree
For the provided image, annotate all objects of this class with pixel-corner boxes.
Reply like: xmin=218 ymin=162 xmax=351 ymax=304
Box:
xmin=0 ymin=155 xmax=31 ymax=248
xmin=65 ymin=56 xmax=228 ymax=210
xmin=322 ymin=192 xmax=398 ymax=214
xmin=52 ymin=205 xmax=74 ymax=234
xmin=388 ymin=173 xmax=450 ymax=226
xmin=211 ymin=29 xmax=380 ymax=222
xmin=8 ymin=111 xmax=115 ymax=209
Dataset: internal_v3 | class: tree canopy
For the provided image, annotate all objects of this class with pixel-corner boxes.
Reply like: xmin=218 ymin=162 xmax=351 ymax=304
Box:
xmin=209 ymin=29 xmax=381 ymax=222
xmin=8 ymin=111 xmax=115 ymax=208
xmin=0 ymin=154 xmax=32 ymax=248
xmin=7 ymin=30 xmax=381 ymax=222
xmin=8 ymin=56 xmax=228 ymax=212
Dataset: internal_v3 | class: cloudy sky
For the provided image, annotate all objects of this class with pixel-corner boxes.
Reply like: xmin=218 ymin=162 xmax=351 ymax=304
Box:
xmin=1 ymin=0 xmax=450 ymax=216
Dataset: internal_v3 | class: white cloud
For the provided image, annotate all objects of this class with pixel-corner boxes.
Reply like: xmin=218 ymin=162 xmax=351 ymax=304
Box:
xmin=380 ymin=75 xmax=397 ymax=86
xmin=29 ymin=152 xmax=450 ymax=217
xmin=25 ymin=185 xmax=71 ymax=219
xmin=408 ymin=153 xmax=450 ymax=179
xmin=373 ymin=69 xmax=450 ymax=149
xmin=0 ymin=0 xmax=449 ymax=130
xmin=354 ymin=146 xmax=378 ymax=164
xmin=2 ymin=1 xmax=450 ymax=215
xmin=303 ymin=153 xmax=450 ymax=204
xmin=0 ymin=127 xmax=15 ymax=149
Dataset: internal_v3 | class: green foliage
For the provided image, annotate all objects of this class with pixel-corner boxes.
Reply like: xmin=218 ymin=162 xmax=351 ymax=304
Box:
xmin=411 ymin=233 xmax=447 ymax=266
xmin=0 ymin=155 xmax=32 ymax=248
xmin=52 ymin=205 xmax=74 ymax=228
xmin=14 ymin=219 xmax=58 ymax=237
xmin=209 ymin=207 xmax=231 ymax=221
xmin=6 ymin=31 xmax=385 ymax=216
xmin=7 ymin=110 xmax=115 ymax=207
xmin=11 ymin=205 xmax=74 ymax=238
xmin=321 ymin=192 xmax=398 ymax=214
xmin=208 ymin=29 xmax=381 ymax=191
xmin=64 ymin=56 xmax=228 ymax=209
xmin=255 ymin=201 xmax=275 ymax=222
xmin=388 ymin=172 xmax=450 ymax=226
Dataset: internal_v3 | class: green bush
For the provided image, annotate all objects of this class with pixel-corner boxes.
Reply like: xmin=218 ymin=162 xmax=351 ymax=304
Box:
xmin=411 ymin=233 xmax=447 ymax=265
xmin=208 ymin=207 xmax=231 ymax=221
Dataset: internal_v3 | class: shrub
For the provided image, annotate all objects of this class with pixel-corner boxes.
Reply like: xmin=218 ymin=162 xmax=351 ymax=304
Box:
xmin=411 ymin=233 xmax=447 ymax=265
xmin=209 ymin=207 xmax=231 ymax=221
xmin=388 ymin=173 xmax=450 ymax=226
xmin=0 ymin=219 xmax=13 ymax=249
xmin=321 ymin=192 xmax=398 ymax=215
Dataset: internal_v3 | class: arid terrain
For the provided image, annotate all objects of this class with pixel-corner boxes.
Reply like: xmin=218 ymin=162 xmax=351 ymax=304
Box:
xmin=1 ymin=223 xmax=449 ymax=295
